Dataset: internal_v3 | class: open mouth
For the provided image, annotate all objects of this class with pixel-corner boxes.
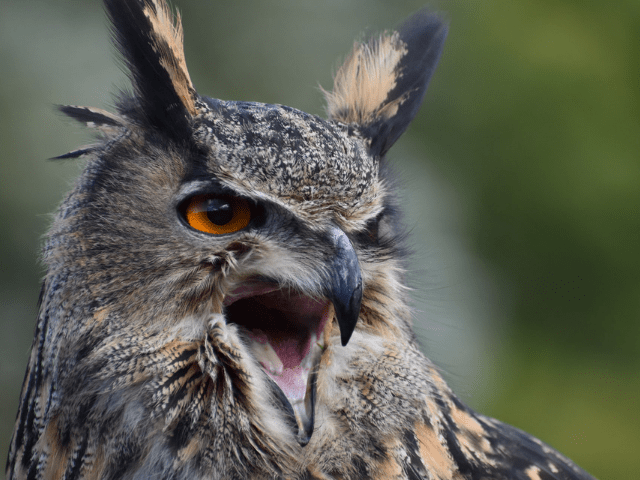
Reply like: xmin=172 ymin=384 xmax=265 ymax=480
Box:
xmin=223 ymin=278 xmax=332 ymax=444
xmin=220 ymin=227 xmax=363 ymax=444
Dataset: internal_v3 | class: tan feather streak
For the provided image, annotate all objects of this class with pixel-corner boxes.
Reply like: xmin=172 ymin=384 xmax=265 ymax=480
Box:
xmin=323 ymin=31 xmax=408 ymax=125
xmin=414 ymin=421 xmax=463 ymax=480
xmin=142 ymin=0 xmax=196 ymax=116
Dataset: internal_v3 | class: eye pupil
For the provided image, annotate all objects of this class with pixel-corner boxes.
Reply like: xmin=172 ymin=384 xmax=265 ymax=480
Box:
xmin=206 ymin=198 xmax=233 ymax=225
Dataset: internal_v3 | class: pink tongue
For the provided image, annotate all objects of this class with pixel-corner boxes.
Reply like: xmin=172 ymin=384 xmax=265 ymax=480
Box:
xmin=245 ymin=296 xmax=329 ymax=402
xmin=225 ymin=282 xmax=330 ymax=403
xmin=247 ymin=326 xmax=315 ymax=402
xmin=272 ymin=332 xmax=311 ymax=368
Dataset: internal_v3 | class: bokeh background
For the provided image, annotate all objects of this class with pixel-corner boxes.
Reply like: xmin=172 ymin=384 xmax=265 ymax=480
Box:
xmin=1 ymin=1 xmax=638 ymax=478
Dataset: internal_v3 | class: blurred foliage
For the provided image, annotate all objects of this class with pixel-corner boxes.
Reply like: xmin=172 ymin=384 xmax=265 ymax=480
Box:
xmin=1 ymin=1 xmax=638 ymax=479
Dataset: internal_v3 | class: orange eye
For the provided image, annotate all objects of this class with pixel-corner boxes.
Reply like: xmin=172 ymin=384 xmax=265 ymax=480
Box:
xmin=185 ymin=195 xmax=251 ymax=235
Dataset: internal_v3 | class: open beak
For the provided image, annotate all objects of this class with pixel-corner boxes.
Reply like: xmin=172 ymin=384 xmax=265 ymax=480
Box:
xmin=222 ymin=226 xmax=362 ymax=444
xmin=325 ymin=226 xmax=363 ymax=347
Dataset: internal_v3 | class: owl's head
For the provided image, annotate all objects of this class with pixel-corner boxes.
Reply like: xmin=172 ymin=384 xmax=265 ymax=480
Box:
xmin=53 ymin=0 xmax=446 ymax=444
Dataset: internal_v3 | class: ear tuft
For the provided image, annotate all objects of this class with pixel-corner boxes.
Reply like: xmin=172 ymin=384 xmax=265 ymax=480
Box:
xmin=324 ymin=32 xmax=409 ymax=128
xmin=105 ymin=0 xmax=197 ymax=138
xmin=324 ymin=9 xmax=447 ymax=157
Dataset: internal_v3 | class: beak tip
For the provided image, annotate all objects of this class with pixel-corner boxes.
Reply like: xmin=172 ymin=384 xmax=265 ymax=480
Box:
xmin=336 ymin=280 xmax=362 ymax=347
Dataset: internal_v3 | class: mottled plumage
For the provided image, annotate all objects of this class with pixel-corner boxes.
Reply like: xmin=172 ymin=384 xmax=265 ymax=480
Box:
xmin=7 ymin=1 xmax=597 ymax=479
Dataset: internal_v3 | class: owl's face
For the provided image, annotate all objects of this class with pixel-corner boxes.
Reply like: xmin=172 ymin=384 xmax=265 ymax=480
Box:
xmin=43 ymin=0 xmax=445 ymax=448
xmin=188 ymin=99 xmax=383 ymax=436
xmin=66 ymin=97 xmax=395 ymax=442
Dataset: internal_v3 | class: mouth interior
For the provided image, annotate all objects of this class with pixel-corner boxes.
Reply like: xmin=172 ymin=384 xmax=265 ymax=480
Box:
xmin=224 ymin=282 xmax=330 ymax=439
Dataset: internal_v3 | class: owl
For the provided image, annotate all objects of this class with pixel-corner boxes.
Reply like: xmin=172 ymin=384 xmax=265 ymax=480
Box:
xmin=6 ymin=0 xmax=597 ymax=479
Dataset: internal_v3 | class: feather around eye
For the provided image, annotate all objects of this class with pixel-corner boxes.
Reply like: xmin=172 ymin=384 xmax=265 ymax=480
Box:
xmin=185 ymin=195 xmax=251 ymax=235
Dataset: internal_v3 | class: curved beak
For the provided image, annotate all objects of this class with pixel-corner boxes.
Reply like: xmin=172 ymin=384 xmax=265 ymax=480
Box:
xmin=325 ymin=227 xmax=363 ymax=346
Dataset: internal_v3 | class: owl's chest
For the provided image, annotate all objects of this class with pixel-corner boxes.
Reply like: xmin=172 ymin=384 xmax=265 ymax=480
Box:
xmin=140 ymin=331 xmax=432 ymax=479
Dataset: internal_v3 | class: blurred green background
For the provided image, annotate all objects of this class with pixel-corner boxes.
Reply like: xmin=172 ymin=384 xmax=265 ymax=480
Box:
xmin=1 ymin=1 xmax=638 ymax=478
